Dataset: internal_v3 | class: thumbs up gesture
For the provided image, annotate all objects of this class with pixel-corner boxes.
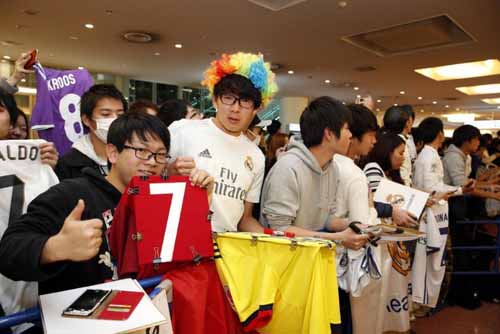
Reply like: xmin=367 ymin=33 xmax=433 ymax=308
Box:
xmin=58 ymin=200 xmax=104 ymax=261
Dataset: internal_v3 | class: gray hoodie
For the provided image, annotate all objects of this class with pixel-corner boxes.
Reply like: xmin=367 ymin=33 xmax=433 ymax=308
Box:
xmin=442 ymin=144 xmax=471 ymax=187
xmin=260 ymin=139 xmax=337 ymax=232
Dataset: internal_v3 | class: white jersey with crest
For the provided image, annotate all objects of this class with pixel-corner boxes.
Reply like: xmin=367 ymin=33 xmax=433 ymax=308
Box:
xmin=412 ymin=203 xmax=448 ymax=307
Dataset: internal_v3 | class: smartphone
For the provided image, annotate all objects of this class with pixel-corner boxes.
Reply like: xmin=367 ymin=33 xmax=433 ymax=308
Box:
xmin=24 ymin=49 xmax=38 ymax=70
xmin=62 ymin=289 xmax=111 ymax=317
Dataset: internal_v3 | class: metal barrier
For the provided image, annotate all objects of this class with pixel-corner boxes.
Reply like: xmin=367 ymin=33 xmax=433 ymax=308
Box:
xmin=452 ymin=219 xmax=500 ymax=275
xmin=0 ymin=275 xmax=163 ymax=331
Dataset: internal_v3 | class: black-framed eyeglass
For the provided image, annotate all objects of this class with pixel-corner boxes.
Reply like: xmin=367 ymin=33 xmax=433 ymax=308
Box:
xmin=123 ymin=145 xmax=170 ymax=163
xmin=220 ymin=94 xmax=254 ymax=109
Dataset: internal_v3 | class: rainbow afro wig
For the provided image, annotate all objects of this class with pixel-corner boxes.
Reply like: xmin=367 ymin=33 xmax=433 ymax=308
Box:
xmin=202 ymin=52 xmax=278 ymax=108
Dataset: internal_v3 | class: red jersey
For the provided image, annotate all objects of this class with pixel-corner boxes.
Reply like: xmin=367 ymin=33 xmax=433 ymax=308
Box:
xmin=109 ymin=175 xmax=214 ymax=279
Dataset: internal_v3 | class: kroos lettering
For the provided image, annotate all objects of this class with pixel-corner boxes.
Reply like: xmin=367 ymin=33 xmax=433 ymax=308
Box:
xmin=47 ymin=73 xmax=77 ymax=91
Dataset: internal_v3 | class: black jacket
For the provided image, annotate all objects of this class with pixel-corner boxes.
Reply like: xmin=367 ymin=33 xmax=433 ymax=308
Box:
xmin=54 ymin=148 xmax=107 ymax=181
xmin=0 ymin=168 xmax=121 ymax=295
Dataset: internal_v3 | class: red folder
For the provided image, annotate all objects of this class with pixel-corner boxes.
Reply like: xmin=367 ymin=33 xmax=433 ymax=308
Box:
xmin=97 ymin=291 xmax=144 ymax=321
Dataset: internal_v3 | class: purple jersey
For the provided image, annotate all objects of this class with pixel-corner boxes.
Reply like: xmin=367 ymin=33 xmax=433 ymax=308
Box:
xmin=31 ymin=63 xmax=93 ymax=155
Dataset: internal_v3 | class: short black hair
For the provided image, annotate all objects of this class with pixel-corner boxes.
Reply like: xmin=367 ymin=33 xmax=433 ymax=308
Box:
xmin=158 ymin=99 xmax=190 ymax=127
xmin=418 ymin=117 xmax=443 ymax=144
xmin=213 ymin=74 xmax=262 ymax=109
xmin=80 ymin=84 xmax=128 ymax=130
xmin=300 ymin=96 xmax=352 ymax=148
xmin=383 ymin=106 xmax=410 ymax=134
xmin=347 ymin=103 xmax=379 ymax=140
xmin=129 ymin=99 xmax=159 ymax=115
xmin=365 ymin=131 xmax=405 ymax=184
xmin=107 ymin=112 xmax=170 ymax=153
xmin=401 ymin=104 xmax=415 ymax=120
xmin=452 ymin=124 xmax=481 ymax=147
xmin=0 ymin=91 xmax=19 ymax=126
xmin=411 ymin=127 xmax=423 ymax=145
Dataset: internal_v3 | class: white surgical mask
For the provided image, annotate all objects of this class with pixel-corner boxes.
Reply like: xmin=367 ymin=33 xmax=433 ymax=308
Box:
xmin=94 ymin=117 xmax=116 ymax=143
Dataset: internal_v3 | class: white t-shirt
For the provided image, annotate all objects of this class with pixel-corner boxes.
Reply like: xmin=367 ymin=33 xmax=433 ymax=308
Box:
xmin=413 ymin=145 xmax=461 ymax=194
xmin=168 ymin=118 xmax=265 ymax=232
xmin=0 ymin=140 xmax=59 ymax=327
xmin=399 ymin=134 xmax=413 ymax=187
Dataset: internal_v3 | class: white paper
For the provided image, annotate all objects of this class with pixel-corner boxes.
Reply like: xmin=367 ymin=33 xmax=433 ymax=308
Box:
xmin=374 ymin=179 xmax=429 ymax=219
xmin=40 ymin=279 xmax=168 ymax=334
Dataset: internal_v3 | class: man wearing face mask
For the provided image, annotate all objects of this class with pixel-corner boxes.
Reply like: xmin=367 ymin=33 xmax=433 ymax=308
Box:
xmin=54 ymin=84 xmax=127 ymax=180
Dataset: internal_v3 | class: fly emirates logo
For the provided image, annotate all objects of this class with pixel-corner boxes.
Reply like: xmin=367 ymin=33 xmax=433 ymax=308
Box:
xmin=214 ymin=167 xmax=247 ymax=201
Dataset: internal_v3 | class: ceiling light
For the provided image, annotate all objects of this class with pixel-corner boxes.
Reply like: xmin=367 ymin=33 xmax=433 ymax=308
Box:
xmin=174 ymin=43 xmax=183 ymax=49
xmin=342 ymin=101 xmax=346 ymax=105
xmin=482 ymin=98 xmax=500 ymax=104
xmin=69 ymin=36 xmax=79 ymax=40
xmin=154 ymin=52 xmax=160 ymax=56
xmin=415 ymin=59 xmax=500 ymax=81
xmin=468 ymin=120 xmax=500 ymax=129
xmin=0 ymin=60 xmax=6 ymax=63
xmin=18 ymin=86 xmax=37 ymax=95
xmin=394 ymin=103 xmax=398 ymax=106
xmin=445 ymin=105 xmax=450 ymax=108
xmin=433 ymin=101 xmax=437 ymax=104
xmin=78 ymin=66 xmax=84 ymax=70
xmin=376 ymin=99 xmax=381 ymax=103
xmin=400 ymin=91 xmax=405 ymax=95
xmin=3 ymin=56 xmax=11 ymax=60
xmin=353 ymin=86 xmax=359 ymax=90
xmin=456 ymin=108 xmax=460 ymax=111
xmin=418 ymin=96 xmax=423 ymax=100
xmin=445 ymin=113 xmax=476 ymax=123
xmin=420 ymin=109 xmax=424 ymax=113
xmin=21 ymin=78 xmax=26 ymax=83
xmin=324 ymin=79 xmax=330 ymax=84
xmin=356 ymin=94 xmax=361 ymax=98
xmin=456 ymin=83 xmax=500 ymax=95
xmin=287 ymin=70 xmax=294 ymax=74
xmin=84 ymin=23 xmax=94 ymax=29
xmin=376 ymin=108 xmax=380 ymax=112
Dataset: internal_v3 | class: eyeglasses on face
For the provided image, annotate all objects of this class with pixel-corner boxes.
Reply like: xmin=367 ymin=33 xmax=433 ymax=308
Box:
xmin=220 ymin=94 xmax=254 ymax=110
xmin=123 ymin=145 xmax=170 ymax=163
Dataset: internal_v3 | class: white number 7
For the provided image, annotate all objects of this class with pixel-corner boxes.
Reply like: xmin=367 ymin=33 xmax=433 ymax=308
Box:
xmin=149 ymin=182 xmax=186 ymax=262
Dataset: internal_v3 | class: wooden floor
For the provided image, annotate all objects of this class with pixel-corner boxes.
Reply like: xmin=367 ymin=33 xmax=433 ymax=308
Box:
xmin=412 ymin=302 xmax=500 ymax=334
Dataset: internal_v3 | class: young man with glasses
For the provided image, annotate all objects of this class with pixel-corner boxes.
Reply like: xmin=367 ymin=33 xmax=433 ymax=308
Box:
xmin=0 ymin=112 xmax=212 ymax=294
xmin=168 ymin=52 xmax=278 ymax=233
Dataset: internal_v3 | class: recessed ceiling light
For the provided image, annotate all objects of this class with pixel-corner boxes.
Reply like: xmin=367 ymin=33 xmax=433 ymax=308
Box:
xmin=433 ymin=101 xmax=437 ymax=104
xmin=456 ymin=83 xmax=500 ymax=95
xmin=376 ymin=99 xmax=381 ymax=103
xmin=84 ymin=23 xmax=94 ymax=29
xmin=342 ymin=101 xmax=346 ymax=105
xmin=356 ymin=94 xmax=361 ymax=98
xmin=78 ymin=66 xmax=84 ymax=70
xmin=445 ymin=113 xmax=476 ymax=123
xmin=287 ymin=70 xmax=294 ymax=74
xmin=394 ymin=103 xmax=398 ymax=106
xmin=21 ymin=78 xmax=26 ymax=83
xmin=400 ymin=91 xmax=405 ymax=95
xmin=376 ymin=108 xmax=380 ymax=112
xmin=174 ymin=43 xmax=183 ymax=49
xmin=415 ymin=59 xmax=500 ymax=81
xmin=445 ymin=105 xmax=450 ymax=108
xmin=353 ymin=86 xmax=359 ymax=90
xmin=482 ymin=98 xmax=500 ymax=104
xmin=3 ymin=55 xmax=11 ymax=60
xmin=324 ymin=79 xmax=330 ymax=84
xmin=420 ymin=109 xmax=424 ymax=113
xmin=154 ymin=52 xmax=160 ymax=56
xmin=418 ymin=96 xmax=423 ymax=100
